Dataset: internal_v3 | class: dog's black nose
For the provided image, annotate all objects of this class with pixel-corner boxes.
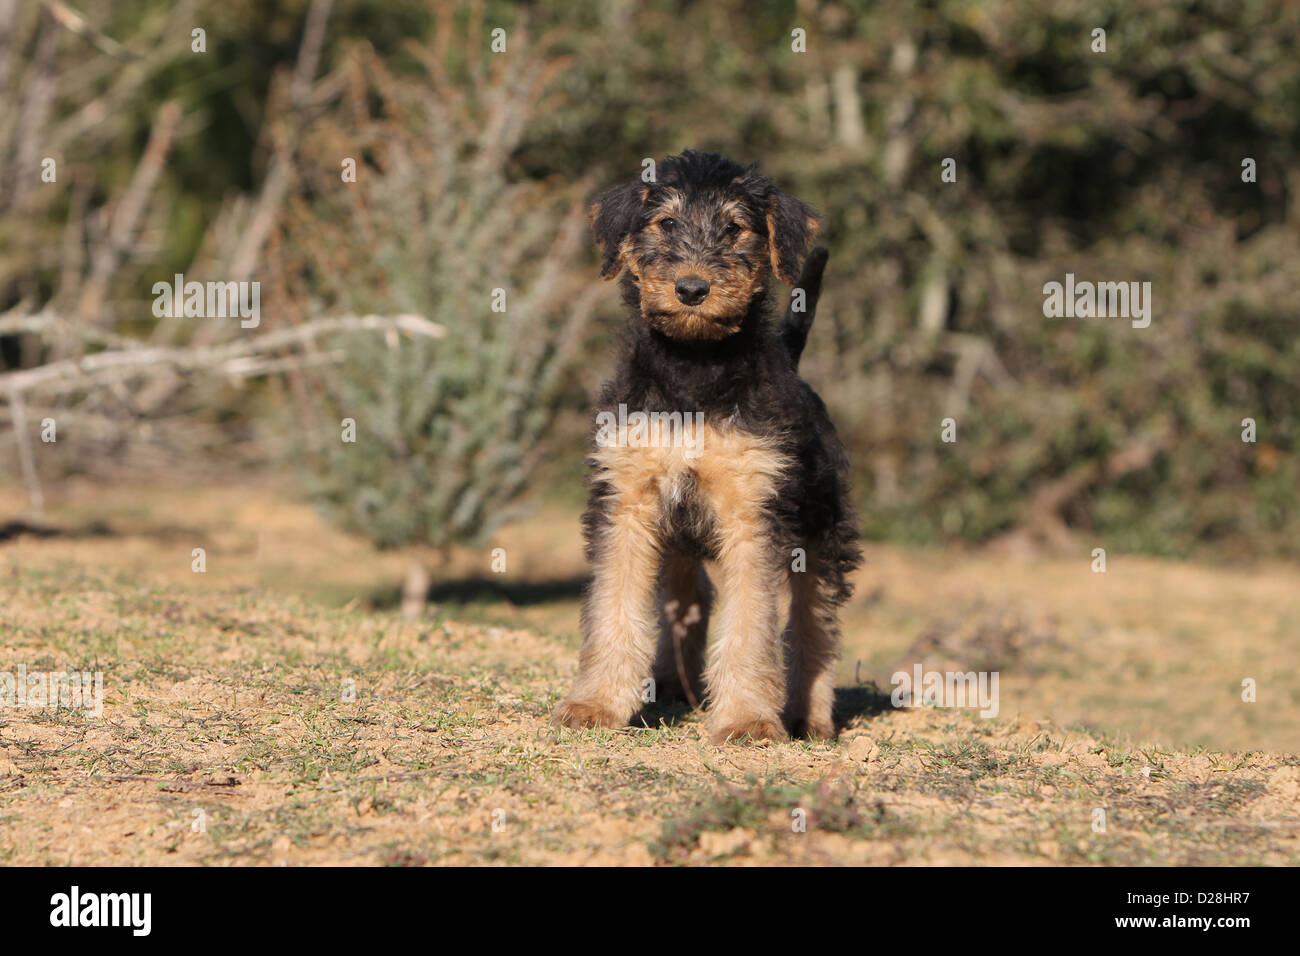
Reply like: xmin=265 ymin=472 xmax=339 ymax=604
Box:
xmin=674 ymin=276 xmax=711 ymax=306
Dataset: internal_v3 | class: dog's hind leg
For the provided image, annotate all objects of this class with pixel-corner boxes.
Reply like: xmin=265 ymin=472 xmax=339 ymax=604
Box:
xmin=781 ymin=557 xmax=842 ymax=740
xmin=651 ymin=552 xmax=711 ymax=709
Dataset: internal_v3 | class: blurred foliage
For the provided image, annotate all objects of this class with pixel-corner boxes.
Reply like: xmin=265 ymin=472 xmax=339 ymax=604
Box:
xmin=3 ymin=0 xmax=1298 ymax=557
xmin=273 ymin=21 xmax=598 ymax=549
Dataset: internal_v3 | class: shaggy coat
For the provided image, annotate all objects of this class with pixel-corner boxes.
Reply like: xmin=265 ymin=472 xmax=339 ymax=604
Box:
xmin=555 ymin=151 xmax=860 ymax=743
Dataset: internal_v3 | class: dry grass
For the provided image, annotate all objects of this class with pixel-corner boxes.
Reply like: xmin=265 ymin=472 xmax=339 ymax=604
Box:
xmin=1 ymin=474 xmax=1297 ymax=865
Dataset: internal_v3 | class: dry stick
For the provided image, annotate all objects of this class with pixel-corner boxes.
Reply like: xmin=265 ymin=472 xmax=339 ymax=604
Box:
xmin=77 ymin=99 xmax=182 ymax=329
xmin=48 ymin=1 xmax=199 ymax=154
xmin=0 ymin=0 xmax=19 ymax=93
xmin=993 ymin=429 xmax=1174 ymax=551
xmin=0 ymin=314 xmax=435 ymax=477
xmin=0 ymin=313 xmax=446 ymax=396
xmin=672 ymin=626 xmax=700 ymax=711
xmin=665 ymin=600 xmax=701 ymax=711
xmin=290 ymin=0 xmax=333 ymax=106
xmin=5 ymin=12 xmax=59 ymax=213
xmin=42 ymin=0 xmax=140 ymax=60
xmin=107 ymin=775 xmax=244 ymax=792
xmin=217 ymin=349 xmax=346 ymax=380
xmin=56 ymin=175 xmax=92 ymax=311
xmin=227 ymin=0 xmax=333 ymax=286
xmin=0 ymin=310 xmax=150 ymax=349
xmin=6 ymin=384 xmax=44 ymax=517
xmin=219 ymin=0 xmax=334 ymax=440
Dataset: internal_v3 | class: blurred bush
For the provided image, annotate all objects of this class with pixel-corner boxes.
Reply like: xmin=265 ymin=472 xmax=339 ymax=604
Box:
xmin=271 ymin=21 xmax=599 ymax=557
xmin=516 ymin=0 xmax=1300 ymax=557
xmin=3 ymin=0 xmax=1297 ymax=558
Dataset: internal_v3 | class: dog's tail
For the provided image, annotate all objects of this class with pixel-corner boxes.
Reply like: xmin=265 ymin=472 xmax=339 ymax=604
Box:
xmin=779 ymin=246 xmax=829 ymax=367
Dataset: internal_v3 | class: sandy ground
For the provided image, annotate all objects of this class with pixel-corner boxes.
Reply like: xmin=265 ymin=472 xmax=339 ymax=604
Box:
xmin=1 ymin=474 xmax=1297 ymax=865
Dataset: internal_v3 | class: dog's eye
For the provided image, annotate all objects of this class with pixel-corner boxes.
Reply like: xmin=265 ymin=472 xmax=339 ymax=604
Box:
xmin=659 ymin=217 xmax=678 ymax=231
xmin=724 ymin=222 xmax=742 ymax=238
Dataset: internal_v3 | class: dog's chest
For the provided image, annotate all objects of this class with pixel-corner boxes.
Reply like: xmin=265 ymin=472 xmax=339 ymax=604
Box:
xmin=590 ymin=420 xmax=790 ymax=553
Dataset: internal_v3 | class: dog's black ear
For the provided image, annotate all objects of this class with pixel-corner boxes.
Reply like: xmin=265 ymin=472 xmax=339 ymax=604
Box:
xmin=780 ymin=245 xmax=829 ymax=367
xmin=765 ymin=191 xmax=821 ymax=285
xmin=588 ymin=180 xmax=647 ymax=279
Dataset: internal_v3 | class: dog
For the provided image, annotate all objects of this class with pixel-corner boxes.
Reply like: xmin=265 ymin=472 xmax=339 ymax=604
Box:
xmin=554 ymin=150 xmax=860 ymax=743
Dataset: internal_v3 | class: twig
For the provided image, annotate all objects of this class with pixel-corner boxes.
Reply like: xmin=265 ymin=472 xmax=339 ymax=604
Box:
xmin=228 ymin=0 xmax=333 ymax=285
xmin=107 ymin=774 xmax=245 ymax=792
xmin=6 ymin=383 xmax=44 ymax=517
xmin=42 ymin=0 xmax=139 ymax=61
xmin=76 ymin=99 xmax=182 ymax=327
xmin=0 ymin=308 xmax=141 ymax=348
xmin=4 ymin=12 xmax=59 ymax=212
xmin=0 ymin=313 xmax=445 ymax=396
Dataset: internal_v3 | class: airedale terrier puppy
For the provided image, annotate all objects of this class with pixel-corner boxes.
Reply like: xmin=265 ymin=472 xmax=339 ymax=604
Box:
xmin=554 ymin=150 xmax=861 ymax=744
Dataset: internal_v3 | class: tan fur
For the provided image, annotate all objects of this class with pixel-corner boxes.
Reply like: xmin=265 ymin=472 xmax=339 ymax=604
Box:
xmin=691 ymin=429 xmax=790 ymax=742
xmin=590 ymin=184 xmax=650 ymax=278
xmin=628 ymin=237 xmax=768 ymax=340
xmin=555 ymin=425 xmax=793 ymax=742
xmin=636 ymin=267 xmax=764 ymax=340
xmin=618 ymin=188 xmax=771 ymax=340
xmin=764 ymin=207 xmax=821 ymax=284
xmin=782 ymin=559 xmax=840 ymax=739
xmin=556 ymin=447 xmax=663 ymax=729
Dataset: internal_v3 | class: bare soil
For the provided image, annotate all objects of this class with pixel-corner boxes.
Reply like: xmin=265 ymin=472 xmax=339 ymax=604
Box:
xmin=1 ymin=475 xmax=1297 ymax=865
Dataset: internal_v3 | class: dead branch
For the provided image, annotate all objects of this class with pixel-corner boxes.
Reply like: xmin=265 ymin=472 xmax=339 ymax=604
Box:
xmin=7 ymin=384 xmax=44 ymax=517
xmin=0 ymin=313 xmax=445 ymax=397
xmin=4 ymin=10 xmax=59 ymax=213
xmin=1 ymin=313 xmax=443 ymax=512
xmin=228 ymin=0 xmax=334 ymax=285
xmin=76 ymin=99 xmax=182 ymax=328
xmin=42 ymin=1 xmax=139 ymax=60
xmin=989 ymin=428 xmax=1174 ymax=554
xmin=0 ymin=0 xmax=19 ymax=93
xmin=0 ymin=308 xmax=139 ymax=349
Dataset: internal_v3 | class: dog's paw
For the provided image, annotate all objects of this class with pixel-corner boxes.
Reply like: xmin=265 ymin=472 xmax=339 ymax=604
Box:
xmin=553 ymin=699 xmax=624 ymax=731
xmin=710 ymin=716 xmax=789 ymax=745
xmin=802 ymin=714 xmax=836 ymax=741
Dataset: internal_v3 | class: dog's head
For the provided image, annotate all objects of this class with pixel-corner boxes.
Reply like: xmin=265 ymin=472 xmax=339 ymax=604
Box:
xmin=589 ymin=150 xmax=819 ymax=340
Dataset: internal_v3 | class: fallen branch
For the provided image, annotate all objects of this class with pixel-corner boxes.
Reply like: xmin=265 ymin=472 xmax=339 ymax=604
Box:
xmin=0 ymin=313 xmax=445 ymax=396
xmin=1 ymin=312 xmax=444 ymax=514
xmin=0 ymin=308 xmax=140 ymax=348
xmin=989 ymin=427 xmax=1174 ymax=554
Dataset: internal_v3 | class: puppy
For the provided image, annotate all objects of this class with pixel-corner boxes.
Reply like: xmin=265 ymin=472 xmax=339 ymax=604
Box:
xmin=554 ymin=150 xmax=860 ymax=743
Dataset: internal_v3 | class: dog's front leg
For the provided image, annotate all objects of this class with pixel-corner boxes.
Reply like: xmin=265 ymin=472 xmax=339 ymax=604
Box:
xmin=554 ymin=488 xmax=661 ymax=731
xmin=703 ymin=510 xmax=788 ymax=743
xmin=688 ymin=432 xmax=791 ymax=744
